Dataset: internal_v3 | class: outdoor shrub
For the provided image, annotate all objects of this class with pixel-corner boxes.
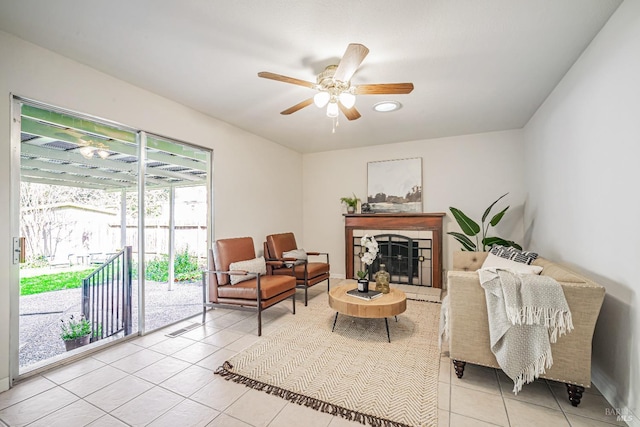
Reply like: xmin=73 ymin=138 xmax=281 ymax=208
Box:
xmin=145 ymin=255 xmax=169 ymax=282
xmin=144 ymin=248 xmax=201 ymax=282
xmin=21 ymin=255 xmax=49 ymax=269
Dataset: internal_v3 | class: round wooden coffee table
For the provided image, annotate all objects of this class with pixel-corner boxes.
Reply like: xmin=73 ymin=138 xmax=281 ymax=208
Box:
xmin=328 ymin=283 xmax=407 ymax=342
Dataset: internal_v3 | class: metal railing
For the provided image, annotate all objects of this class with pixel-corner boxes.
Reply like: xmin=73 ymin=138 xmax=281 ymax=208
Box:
xmin=82 ymin=246 xmax=133 ymax=342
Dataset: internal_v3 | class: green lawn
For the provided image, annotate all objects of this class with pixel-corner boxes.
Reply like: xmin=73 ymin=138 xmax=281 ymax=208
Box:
xmin=20 ymin=269 xmax=94 ymax=296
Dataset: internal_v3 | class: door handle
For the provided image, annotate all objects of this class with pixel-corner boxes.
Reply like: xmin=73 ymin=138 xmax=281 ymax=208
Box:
xmin=13 ymin=237 xmax=26 ymax=264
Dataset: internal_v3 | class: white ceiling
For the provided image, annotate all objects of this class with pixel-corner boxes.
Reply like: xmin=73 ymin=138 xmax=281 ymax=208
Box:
xmin=0 ymin=0 xmax=622 ymax=153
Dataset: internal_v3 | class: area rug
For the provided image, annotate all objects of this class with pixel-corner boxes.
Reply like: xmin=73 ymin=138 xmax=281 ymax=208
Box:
xmin=215 ymin=291 xmax=441 ymax=427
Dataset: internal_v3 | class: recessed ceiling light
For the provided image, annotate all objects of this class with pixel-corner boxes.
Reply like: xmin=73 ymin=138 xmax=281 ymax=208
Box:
xmin=373 ymin=101 xmax=402 ymax=112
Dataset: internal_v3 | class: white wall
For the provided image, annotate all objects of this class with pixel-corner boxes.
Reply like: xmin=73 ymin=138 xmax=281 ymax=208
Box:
xmin=302 ymin=130 xmax=527 ymax=279
xmin=523 ymin=0 xmax=640 ymax=422
xmin=0 ymin=31 xmax=303 ymax=390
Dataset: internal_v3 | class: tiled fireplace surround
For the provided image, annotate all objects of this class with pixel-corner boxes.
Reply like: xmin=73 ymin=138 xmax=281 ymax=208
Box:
xmin=344 ymin=213 xmax=445 ymax=289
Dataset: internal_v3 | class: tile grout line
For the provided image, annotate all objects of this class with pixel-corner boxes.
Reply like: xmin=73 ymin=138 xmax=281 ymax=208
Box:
xmin=496 ymin=368 xmax=512 ymax=427
xmin=0 ymin=374 xmax=56 ymax=411
xmin=447 ymin=357 xmax=452 ymax=427
xmin=546 ymin=380 xmax=574 ymax=425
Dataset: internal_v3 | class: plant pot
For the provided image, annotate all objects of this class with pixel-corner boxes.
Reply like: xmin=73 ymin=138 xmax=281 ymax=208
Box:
xmin=347 ymin=206 xmax=355 ymax=214
xmin=357 ymin=279 xmax=369 ymax=293
xmin=64 ymin=334 xmax=91 ymax=351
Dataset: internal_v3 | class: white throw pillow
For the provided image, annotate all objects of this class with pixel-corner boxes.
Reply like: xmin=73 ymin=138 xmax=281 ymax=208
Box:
xmin=228 ymin=256 xmax=267 ymax=285
xmin=282 ymin=248 xmax=307 ymax=267
xmin=480 ymin=252 xmax=543 ymax=275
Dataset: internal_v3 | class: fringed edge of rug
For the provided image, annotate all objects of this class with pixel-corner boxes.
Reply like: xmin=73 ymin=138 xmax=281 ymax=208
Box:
xmin=215 ymin=361 xmax=413 ymax=427
xmin=406 ymin=297 xmax=442 ymax=304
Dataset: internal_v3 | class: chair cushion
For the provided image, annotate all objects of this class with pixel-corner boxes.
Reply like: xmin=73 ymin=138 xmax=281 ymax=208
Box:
xmin=273 ymin=262 xmax=330 ymax=280
xmin=217 ymin=275 xmax=296 ymax=300
xmin=214 ymin=237 xmax=256 ymax=285
xmin=282 ymin=249 xmax=307 ymax=267
xmin=266 ymin=233 xmax=298 ymax=259
xmin=228 ymin=256 xmax=266 ymax=285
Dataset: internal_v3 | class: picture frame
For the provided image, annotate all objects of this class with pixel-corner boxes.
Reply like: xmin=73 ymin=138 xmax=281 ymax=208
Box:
xmin=367 ymin=158 xmax=422 ymax=213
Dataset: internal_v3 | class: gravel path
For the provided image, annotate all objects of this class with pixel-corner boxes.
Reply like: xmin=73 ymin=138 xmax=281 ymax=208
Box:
xmin=19 ymin=281 xmax=202 ymax=369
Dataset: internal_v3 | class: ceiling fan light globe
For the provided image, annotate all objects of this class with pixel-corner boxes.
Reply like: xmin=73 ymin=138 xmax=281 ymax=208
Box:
xmin=313 ymin=92 xmax=330 ymax=108
xmin=326 ymin=102 xmax=339 ymax=118
xmin=339 ymin=92 xmax=356 ymax=109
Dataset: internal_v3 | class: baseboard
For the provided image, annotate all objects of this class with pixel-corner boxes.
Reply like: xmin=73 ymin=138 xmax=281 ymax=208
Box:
xmin=0 ymin=376 xmax=9 ymax=393
xmin=330 ymin=274 xmax=346 ymax=280
xmin=592 ymin=365 xmax=638 ymax=426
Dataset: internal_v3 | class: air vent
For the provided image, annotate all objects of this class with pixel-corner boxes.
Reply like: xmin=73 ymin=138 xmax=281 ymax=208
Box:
xmin=166 ymin=323 xmax=200 ymax=338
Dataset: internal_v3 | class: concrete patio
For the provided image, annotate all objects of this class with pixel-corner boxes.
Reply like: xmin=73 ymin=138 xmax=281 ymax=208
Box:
xmin=19 ymin=280 xmax=202 ymax=370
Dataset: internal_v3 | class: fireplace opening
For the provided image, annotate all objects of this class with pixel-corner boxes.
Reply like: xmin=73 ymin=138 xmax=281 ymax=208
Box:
xmin=353 ymin=233 xmax=432 ymax=286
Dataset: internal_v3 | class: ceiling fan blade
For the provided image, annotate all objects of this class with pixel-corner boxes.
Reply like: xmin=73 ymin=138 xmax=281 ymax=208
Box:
xmin=280 ymin=98 xmax=314 ymax=115
xmin=354 ymin=83 xmax=414 ymax=95
xmin=258 ymin=72 xmax=316 ymax=89
xmin=333 ymin=43 xmax=369 ymax=82
xmin=339 ymin=103 xmax=361 ymax=121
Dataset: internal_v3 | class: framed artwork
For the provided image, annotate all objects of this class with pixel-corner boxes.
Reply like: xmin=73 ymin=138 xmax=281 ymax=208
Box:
xmin=367 ymin=158 xmax=422 ymax=213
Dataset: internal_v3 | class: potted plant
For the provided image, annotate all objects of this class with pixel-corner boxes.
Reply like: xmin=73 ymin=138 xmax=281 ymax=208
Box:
xmin=356 ymin=235 xmax=379 ymax=292
xmin=60 ymin=315 xmax=92 ymax=351
xmin=340 ymin=193 xmax=360 ymax=214
xmin=447 ymin=193 xmax=522 ymax=251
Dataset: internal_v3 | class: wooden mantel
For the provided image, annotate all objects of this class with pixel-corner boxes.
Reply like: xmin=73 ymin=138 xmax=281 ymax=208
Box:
xmin=344 ymin=213 xmax=445 ymax=288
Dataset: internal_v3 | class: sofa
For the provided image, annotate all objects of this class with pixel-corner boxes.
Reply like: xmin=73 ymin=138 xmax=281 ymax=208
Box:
xmin=446 ymin=251 xmax=605 ymax=406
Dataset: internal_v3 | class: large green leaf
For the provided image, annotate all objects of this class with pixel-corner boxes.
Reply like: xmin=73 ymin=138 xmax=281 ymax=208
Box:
xmin=449 ymin=207 xmax=480 ymax=236
xmin=481 ymin=193 xmax=508 ymax=223
xmin=448 ymin=232 xmax=477 ymax=251
xmin=489 ymin=206 xmax=509 ymax=226
xmin=483 ymin=236 xmax=522 ymax=250
xmin=510 ymin=241 xmax=523 ymax=250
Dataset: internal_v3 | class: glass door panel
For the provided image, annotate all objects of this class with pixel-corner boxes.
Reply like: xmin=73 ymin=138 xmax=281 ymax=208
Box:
xmin=142 ymin=135 xmax=210 ymax=332
xmin=18 ymin=102 xmax=138 ymax=373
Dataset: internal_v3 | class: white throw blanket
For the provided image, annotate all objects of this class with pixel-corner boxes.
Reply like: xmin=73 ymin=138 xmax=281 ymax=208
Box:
xmin=479 ymin=268 xmax=573 ymax=394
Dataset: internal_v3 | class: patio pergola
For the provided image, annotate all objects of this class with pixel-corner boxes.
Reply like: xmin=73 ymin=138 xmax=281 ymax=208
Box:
xmin=19 ymin=102 xmax=210 ymax=287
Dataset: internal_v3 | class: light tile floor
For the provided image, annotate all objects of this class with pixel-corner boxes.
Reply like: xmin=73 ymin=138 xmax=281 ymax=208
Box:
xmin=0 ymin=284 xmax=628 ymax=427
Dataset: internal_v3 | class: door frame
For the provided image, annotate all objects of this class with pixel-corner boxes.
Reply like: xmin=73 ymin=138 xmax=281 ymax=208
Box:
xmin=9 ymin=95 xmax=214 ymax=384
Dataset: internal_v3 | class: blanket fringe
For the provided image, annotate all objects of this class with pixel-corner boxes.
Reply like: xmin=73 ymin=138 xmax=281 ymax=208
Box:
xmin=512 ymin=346 xmax=554 ymax=394
xmin=505 ymin=306 xmax=574 ymax=343
xmin=438 ymin=294 xmax=450 ymax=349
xmin=215 ymin=362 xmax=412 ymax=427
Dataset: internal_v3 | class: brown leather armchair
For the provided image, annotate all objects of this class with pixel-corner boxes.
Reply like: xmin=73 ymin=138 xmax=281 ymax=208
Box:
xmin=264 ymin=232 xmax=330 ymax=306
xmin=203 ymin=237 xmax=296 ymax=336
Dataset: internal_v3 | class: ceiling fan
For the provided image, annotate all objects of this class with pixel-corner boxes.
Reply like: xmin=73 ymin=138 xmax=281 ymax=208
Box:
xmin=258 ymin=43 xmax=414 ymax=121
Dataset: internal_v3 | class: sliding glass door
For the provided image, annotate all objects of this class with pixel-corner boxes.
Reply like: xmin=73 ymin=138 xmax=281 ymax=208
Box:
xmin=12 ymin=97 xmax=212 ymax=378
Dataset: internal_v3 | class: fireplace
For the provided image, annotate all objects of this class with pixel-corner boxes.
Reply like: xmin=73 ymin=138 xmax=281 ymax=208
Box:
xmin=344 ymin=213 xmax=444 ymax=288
xmin=353 ymin=231 xmax=432 ymax=286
